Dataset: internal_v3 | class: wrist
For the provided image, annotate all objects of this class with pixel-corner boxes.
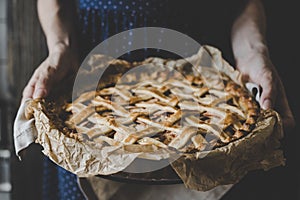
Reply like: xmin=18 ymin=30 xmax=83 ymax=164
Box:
xmin=50 ymin=41 xmax=70 ymax=53
xmin=47 ymin=41 xmax=80 ymax=74
xmin=48 ymin=41 xmax=79 ymax=60
xmin=47 ymin=35 xmax=78 ymax=55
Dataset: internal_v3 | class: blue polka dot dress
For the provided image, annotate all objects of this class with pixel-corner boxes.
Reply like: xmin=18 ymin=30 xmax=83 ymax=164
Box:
xmin=77 ymin=0 xmax=176 ymax=62
xmin=76 ymin=0 xmax=248 ymax=63
xmin=42 ymin=157 xmax=85 ymax=200
xmin=42 ymin=1 xmax=248 ymax=199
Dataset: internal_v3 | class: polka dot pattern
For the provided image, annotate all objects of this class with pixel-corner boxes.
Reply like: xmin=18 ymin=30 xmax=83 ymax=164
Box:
xmin=42 ymin=157 xmax=85 ymax=200
xmin=42 ymin=157 xmax=59 ymax=200
xmin=77 ymin=0 xmax=172 ymax=59
xmin=57 ymin=167 xmax=85 ymax=200
xmin=78 ymin=0 xmax=168 ymax=35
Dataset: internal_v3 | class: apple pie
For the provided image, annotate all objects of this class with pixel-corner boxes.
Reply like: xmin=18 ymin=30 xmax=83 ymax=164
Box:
xmin=25 ymin=45 xmax=284 ymax=191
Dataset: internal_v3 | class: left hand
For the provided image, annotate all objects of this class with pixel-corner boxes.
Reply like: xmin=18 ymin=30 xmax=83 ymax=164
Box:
xmin=236 ymin=51 xmax=295 ymax=132
xmin=22 ymin=43 xmax=79 ymax=103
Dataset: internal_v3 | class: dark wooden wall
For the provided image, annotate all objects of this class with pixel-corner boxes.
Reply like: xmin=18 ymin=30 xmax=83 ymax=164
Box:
xmin=8 ymin=1 xmax=46 ymax=199
xmin=8 ymin=0 xmax=47 ymax=104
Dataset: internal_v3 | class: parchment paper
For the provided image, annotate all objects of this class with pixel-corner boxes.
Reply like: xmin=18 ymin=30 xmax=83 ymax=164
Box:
xmin=25 ymin=45 xmax=285 ymax=191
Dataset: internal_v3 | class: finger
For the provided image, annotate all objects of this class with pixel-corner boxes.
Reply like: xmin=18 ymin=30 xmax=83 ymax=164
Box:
xmin=33 ymin=88 xmax=48 ymax=99
xmin=259 ymin=71 xmax=277 ymax=110
xmin=22 ymin=85 xmax=35 ymax=102
xmin=22 ymin=74 xmax=39 ymax=103
xmin=33 ymin=76 xmax=50 ymax=99
xmin=32 ymin=66 xmax=57 ymax=99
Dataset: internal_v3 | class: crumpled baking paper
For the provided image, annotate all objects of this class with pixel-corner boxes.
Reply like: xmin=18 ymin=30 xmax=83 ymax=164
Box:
xmin=25 ymin=45 xmax=285 ymax=191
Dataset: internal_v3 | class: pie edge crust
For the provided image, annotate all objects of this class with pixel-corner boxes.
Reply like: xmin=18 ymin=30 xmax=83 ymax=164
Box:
xmin=25 ymin=45 xmax=285 ymax=191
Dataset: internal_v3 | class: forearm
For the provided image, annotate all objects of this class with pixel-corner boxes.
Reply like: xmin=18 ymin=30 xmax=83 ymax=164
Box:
xmin=231 ymin=0 xmax=268 ymax=68
xmin=37 ymin=0 xmax=78 ymax=54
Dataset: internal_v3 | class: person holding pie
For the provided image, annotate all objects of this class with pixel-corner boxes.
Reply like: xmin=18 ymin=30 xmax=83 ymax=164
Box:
xmin=19 ymin=0 xmax=295 ymax=199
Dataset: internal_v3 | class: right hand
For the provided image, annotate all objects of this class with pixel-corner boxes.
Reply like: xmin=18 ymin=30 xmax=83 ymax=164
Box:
xmin=22 ymin=43 xmax=79 ymax=102
xmin=236 ymin=51 xmax=295 ymax=132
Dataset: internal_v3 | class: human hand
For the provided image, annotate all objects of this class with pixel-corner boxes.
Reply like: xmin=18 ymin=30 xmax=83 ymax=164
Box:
xmin=236 ymin=51 xmax=295 ymax=131
xmin=22 ymin=43 xmax=79 ymax=102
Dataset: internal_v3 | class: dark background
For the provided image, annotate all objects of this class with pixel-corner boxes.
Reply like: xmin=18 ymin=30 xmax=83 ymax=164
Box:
xmin=222 ymin=1 xmax=300 ymax=199
xmin=6 ymin=0 xmax=300 ymax=200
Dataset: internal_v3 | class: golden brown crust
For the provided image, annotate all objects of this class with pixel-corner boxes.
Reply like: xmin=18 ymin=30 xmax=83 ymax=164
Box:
xmin=26 ymin=45 xmax=284 ymax=191
xmin=32 ymin=48 xmax=261 ymax=154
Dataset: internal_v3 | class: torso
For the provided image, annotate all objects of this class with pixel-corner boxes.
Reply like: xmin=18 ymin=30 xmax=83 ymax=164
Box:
xmin=76 ymin=0 xmax=248 ymax=64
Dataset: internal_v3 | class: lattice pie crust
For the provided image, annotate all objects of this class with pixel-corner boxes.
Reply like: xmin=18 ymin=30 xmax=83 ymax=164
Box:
xmin=25 ymin=45 xmax=284 ymax=191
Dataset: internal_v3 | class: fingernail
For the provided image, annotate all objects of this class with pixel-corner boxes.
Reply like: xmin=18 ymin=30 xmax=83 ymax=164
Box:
xmin=262 ymin=99 xmax=273 ymax=109
xmin=33 ymin=89 xmax=46 ymax=99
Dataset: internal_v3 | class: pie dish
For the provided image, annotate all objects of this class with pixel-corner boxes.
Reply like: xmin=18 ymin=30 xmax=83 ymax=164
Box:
xmin=25 ymin=45 xmax=285 ymax=191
